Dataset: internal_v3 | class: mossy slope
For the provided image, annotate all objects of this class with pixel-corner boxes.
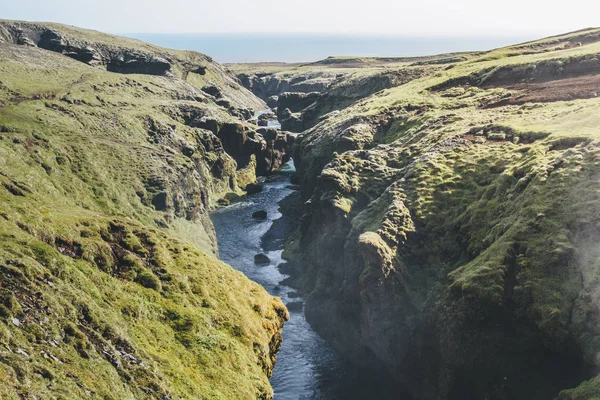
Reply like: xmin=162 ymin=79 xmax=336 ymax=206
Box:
xmin=0 ymin=20 xmax=288 ymax=399
xmin=287 ymin=27 xmax=600 ymax=399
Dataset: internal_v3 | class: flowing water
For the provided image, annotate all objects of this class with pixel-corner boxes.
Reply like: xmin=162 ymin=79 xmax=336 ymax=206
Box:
xmin=211 ymin=161 xmax=400 ymax=399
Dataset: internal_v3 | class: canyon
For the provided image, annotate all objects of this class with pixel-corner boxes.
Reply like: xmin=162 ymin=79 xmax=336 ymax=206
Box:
xmin=234 ymin=29 xmax=600 ymax=399
xmin=2 ymin=18 xmax=600 ymax=400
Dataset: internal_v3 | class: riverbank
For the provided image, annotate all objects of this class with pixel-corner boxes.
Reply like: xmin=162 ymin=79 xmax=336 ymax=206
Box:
xmin=211 ymin=162 xmax=404 ymax=399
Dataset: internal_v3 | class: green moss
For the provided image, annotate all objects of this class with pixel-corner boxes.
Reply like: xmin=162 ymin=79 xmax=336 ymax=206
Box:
xmin=558 ymin=378 xmax=600 ymax=400
xmin=0 ymin=21 xmax=287 ymax=400
xmin=134 ymin=269 xmax=161 ymax=291
xmin=281 ymin=23 xmax=600 ymax=399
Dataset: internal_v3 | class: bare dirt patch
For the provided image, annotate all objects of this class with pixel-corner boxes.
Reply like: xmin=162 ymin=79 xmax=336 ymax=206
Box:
xmin=487 ymin=75 xmax=600 ymax=107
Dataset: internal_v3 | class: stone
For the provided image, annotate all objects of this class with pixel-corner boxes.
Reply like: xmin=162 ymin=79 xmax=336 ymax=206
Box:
xmin=201 ymin=85 xmax=223 ymax=98
xmin=245 ymin=183 xmax=263 ymax=194
xmin=254 ymin=253 xmax=271 ymax=265
xmin=267 ymin=95 xmax=279 ymax=108
xmin=252 ymin=210 xmax=268 ymax=220
xmin=151 ymin=192 xmax=169 ymax=211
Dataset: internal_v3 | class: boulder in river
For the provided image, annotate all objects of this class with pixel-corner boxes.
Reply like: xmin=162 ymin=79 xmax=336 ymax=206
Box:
xmin=252 ymin=210 xmax=268 ymax=220
xmin=245 ymin=183 xmax=263 ymax=194
xmin=254 ymin=253 xmax=271 ymax=265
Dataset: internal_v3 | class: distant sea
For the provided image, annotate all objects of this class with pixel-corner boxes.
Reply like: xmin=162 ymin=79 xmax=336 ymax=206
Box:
xmin=124 ymin=33 xmax=536 ymax=64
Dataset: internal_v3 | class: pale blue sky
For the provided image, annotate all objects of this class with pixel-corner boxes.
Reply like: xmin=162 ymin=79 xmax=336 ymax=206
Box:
xmin=3 ymin=0 xmax=599 ymax=36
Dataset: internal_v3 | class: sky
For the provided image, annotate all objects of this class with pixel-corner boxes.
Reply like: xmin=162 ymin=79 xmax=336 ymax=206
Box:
xmin=3 ymin=0 xmax=600 ymax=37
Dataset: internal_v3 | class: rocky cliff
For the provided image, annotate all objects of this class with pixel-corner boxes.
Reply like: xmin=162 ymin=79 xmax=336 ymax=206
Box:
xmin=0 ymin=20 xmax=289 ymax=399
xmin=233 ymin=55 xmax=477 ymax=133
xmin=281 ymin=28 xmax=600 ymax=399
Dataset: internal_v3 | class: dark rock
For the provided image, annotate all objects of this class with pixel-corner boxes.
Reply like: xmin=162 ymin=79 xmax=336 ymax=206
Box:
xmin=217 ymin=122 xmax=250 ymax=165
xmin=277 ymin=92 xmax=320 ymax=114
xmin=285 ymin=301 xmax=303 ymax=312
xmin=279 ymin=276 xmax=298 ymax=287
xmin=151 ymin=192 xmax=169 ymax=211
xmin=288 ymin=291 xmax=302 ymax=298
xmin=267 ymin=96 xmax=279 ymax=108
xmin=34 ymin=29 xmax=175 ymax=75
xmin=290 ymin=79 xmax=331 ymax=93
xmin=254 ymin=253 xmax=271 ymax=265
xmin=201 ymin=85 xmax=223 ymax=98
xmin=252 ymin=210 xmax=268 ymax=220
xmin=280 ymin=112 xmax=304 ymax=133
xmin=190 ymin=65 xmax=206 ymax=75
xmin=258 ymin=113 xmax=272 ymax=121
xmin=38 ymin=30 xmax=101 ymax=64
xmin=194 ymin=117 xmax=220 ymax=135
xmin=216 ymin=99 xmax=232 ymax=109
xmin=277 ymin=262 xmax=297 ymax=275
xmin=107 ymin=53 xmax=172 ymax=75
xmin=256 ymin=127 xmax=278 ymax=142
xmin=237 ymin=73 xmax=290 ymax=101
xmin=245 ymin=183 xmax=263 ymax=194
xmin=286 ymin=185 xmax=300 ymax=191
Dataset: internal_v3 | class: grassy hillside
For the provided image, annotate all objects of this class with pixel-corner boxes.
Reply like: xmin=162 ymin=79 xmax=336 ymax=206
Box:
xmin=275 ymin=27 xmax=600 ymax=399
xmin=0 ymin=20 xmax=288 ymax=399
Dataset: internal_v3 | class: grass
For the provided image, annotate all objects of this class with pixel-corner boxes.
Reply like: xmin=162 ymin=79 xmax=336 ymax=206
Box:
xmin=0 ymin=21 xmax=287 ymax=399
xmin=284 ymin=25 xmax=600 ymax=398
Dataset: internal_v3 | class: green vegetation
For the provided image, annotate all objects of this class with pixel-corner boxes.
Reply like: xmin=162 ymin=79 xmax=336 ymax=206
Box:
xmin=0 ymin=20 xmax=287 ymax=399
xmin=280 ymin=27 xmax=600 ymax=399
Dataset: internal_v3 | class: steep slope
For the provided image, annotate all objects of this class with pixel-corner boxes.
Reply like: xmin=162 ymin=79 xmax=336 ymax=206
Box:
xmin=0 ymin=21 xmax=288 ymax=399
xmin=284 ymin=28 xmax=600 ymax=399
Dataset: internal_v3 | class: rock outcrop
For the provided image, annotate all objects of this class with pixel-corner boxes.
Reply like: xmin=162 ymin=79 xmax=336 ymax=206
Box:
xmin=238 ymin=67 xmax=426 ymax=133
xmin=285 ymin=27 xmax=600 ymax=400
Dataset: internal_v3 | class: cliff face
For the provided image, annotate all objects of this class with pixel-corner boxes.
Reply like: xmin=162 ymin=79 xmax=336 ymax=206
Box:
xmin=0 ymin=20 xmax=289 ymax=399
xmin=286 ymin=28 xmax=600 ymax=399
xmin=233 ymin=56 xmax=474 ymax=133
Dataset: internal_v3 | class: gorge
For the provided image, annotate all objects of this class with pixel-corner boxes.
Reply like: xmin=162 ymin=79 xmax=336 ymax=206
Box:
xmin=2 ymin=18 xmax=600 ymax=400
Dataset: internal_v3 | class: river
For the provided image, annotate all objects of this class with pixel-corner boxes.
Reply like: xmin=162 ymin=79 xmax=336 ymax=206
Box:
xmin=211 ymin=161 xmax=400 ymax=399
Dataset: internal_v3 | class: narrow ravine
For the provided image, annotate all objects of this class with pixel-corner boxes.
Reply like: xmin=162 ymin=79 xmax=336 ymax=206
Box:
xmin=211 ymin=160 xmax=400 ymax=399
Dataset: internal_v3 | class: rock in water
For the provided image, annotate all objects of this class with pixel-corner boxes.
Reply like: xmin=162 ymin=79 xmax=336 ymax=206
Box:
xmin=245 ymin=183 xmax=263 ymax=194
xmin=254 ymin=253 xmax=271 ymax=265
xmin=252 ymin=210 xmax=268 ymax=220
